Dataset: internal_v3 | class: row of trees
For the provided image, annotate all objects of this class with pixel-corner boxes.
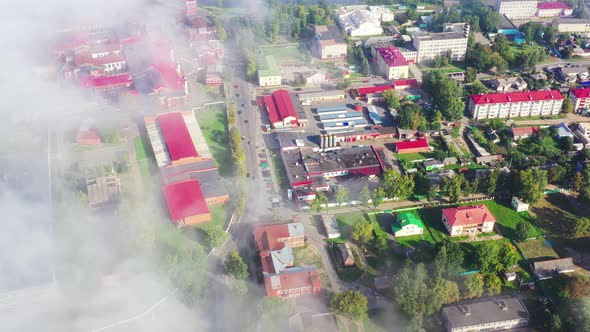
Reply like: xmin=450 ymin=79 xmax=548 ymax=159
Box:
xmin=422 ymin=71 xmax=465 ymax=121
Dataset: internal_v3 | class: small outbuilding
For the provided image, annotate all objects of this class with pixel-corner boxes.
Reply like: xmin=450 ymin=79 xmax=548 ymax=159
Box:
xmin=338 ymin=243 xmax=355 ymax=267
xmin=511 ymin=196 xmax=530 ymax=212
xmin=321 ymin=215 xmax=342 ymax=239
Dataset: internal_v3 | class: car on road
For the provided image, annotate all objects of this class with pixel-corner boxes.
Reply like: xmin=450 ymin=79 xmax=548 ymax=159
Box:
xmin=251 ymin=100 xmax=257 ymax=106
xmin=236 ymin=94 xmax=240 ymax=98
xmin=241 ymin=135 xmax=245 ymax=140
xmin=237 ymin=110 xmax=242 ymax=114
xmin=241 ymin=103 xmax=245 ymax=107
xmin=248 ymin=141 xmax=252 ymax=145
xmin=244 ymin=120 xmax=248 ymax=123
xmin=234 ymin=84 xmax=239 ymax=89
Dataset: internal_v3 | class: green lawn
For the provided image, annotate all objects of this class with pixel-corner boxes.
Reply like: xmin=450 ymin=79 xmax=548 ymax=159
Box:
xmin=293 ymin=245 xmax=323 ymax=268
xmin=269 ymin=150 xmax=289 ymax=191
xmin=261 ymin=46 xmax=305 ymax=62
xmin=134 ymin=136 xmax=155 ymax=191
xmin=350 ymin=72 xmax=365 ymax=79
xmin=194 ymin=203 xmax=229 ymax=231
xmin=530 ymin=194 xmax=581 ymax=237
xmin=480 ymin=200 xmax=544 ymax=240
xmin=421 ymin=62 xmax=466 ymax=74
xmin=417 ymin=207 xmax=449 ymax=243
xmin=517 ymin=238 xmax=559 ymax=261
xmin=394 ymin=151 xmax=436 ymax=162
xmin=195 ymin=107 xmax=232 ymax=177
xmin=336 ymin=212 xmax=389 ymax=241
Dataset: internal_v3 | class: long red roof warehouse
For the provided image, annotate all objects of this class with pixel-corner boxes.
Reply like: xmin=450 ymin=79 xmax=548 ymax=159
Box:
xmin=356 ymin=85 xmax=395 ymax=95
xmin=395 ymin=138 xmax=429 ymax=150
xmin=163 ymin=179 xmax=209 ymax=222
xmin=264 ymin=90 xmax=298 ymax=125
xmin=442 ymin=205 xmax=496 ymax=227
xmin=156 ymin=112 xmax=198 ymax=161
xmin=80 ymin=74 xmax=133 ymax=88
xmin=470 ymin=90 xmax=563 ymax=105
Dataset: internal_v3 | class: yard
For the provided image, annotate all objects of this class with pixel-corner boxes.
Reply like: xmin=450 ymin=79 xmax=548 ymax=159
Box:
xmin=530 ymin=194 xmax=582 ymax=237
xmin=194 ymin=203 xmax=230 ymax=232
xmin=195 ymin=107 xmax=232 ymax=177
xmin=480 ymin=200 xmax=544 ymax=240
xmin=261 ymin=45 xmax=306 ymax=62
xmin=420 ymin=61 xmax=466 ymax=74
xmin=517 ymin=238 xmax=559 ymax=261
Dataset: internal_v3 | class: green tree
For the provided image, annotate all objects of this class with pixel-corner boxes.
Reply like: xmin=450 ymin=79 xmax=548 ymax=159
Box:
xmin=382 ymin=170 xmax=415 ymax=199
xmin=548 ymin=165 xmax=567 ymax=184
xmin=335 ymin=186 xmax=350 ymax=206
xmin=311 ymin=191 xmax=328 ymax=213
xmin=224 ymin=251 xmax=249 ymax=280
xmin=394 ymin=263 xmax=437 ymax=318
xmin=520 ymin=21 xmax=544 ymax=43
xmin=372 ymin=187 xmax=385 ymax=209
xmin=463 ymin=274 xmax=484 ymax=298
xmin=574 ymin=217 xmax=590 ymax=238
xmin=369 ymin=236 xmax=388 ymax=255
xmin=383 ymin=89 xmax=400 ymax=110
xmin=476 ymin=241 xmax=501 ymax=273
xmin=443 ymin=175 xmax=464 ymax=203
xmin=215 ymin=18 xmax=227 ymax=42
xmin=434 ymin=278 xmax=460 ymax=305
xmin=485 ymin=169 xmax=501 ymax=195
xmin=206 ymin=224 xmax=228 ymax=248
xmin=359 ymin=184 xmax=371 ymax=207
xmin=465 ymin=67 xmax=477 ymax=83
xmin=562 ymin=98 xmax=574 ymax=114
xmin=484 ymin=273 xmax=503 ymax=296
xmin=542 ymin=310 xmax=563 ymax=332
xmin=330 ymin=290 xmax=368 ymax=321
xmin=478 ymin=7 xmax=500 ymax=33
xmin=423 ymin=71 xmax=465 ymax=120
xmin=467 ymin=80 xmax=487 ymax=95
xmin=352 ymin=219 xmax=374 ymax=244
xmin=335 ymin=79 xmax=352 ymax=90
xmin=517 ymin=169 xmax=548 ymax=204
xmin=435 ymin=239 xmax=465 ymax=275
xmin=515 ymin=220 xmax=533 ymax=241
xmin=499 ymin=243 xmax=519 ymax=270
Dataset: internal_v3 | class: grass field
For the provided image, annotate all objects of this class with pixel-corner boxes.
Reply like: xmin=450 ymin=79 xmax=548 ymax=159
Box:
xmin=394 ymin=151 xmax=436 ymax=162
xmin=293 ymin=245 xmax=323 ymax=268
xmin=261 ymin=46 xmax=305 ymax=62
xmin=421 ymin=62 xmax=466 ymax=74
xmin=336 ymin=212 xmax=389 ymax=241
xmin=134 ymin=136 xmax=155 ymax=191
xmin=417 ymin=207 xmax=448 ymax=243
xmin=530 ymin=194 xmax=581 ymax=237
xmin=517 ymin=238 xmax=559 ymax=261
xmin=481 ymin=200 xmax=544 ymax=240
xmin=269 ymin=149 xmax=289 ymax=191
xmin=195 ymin=107 xmax=232 ymax=177
xmin=194 ymin=203 xmax=229 ymax=231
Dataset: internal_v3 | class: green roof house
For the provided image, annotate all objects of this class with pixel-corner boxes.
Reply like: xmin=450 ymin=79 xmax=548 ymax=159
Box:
xmin=392 ymin=212 xmax=424 ymax=237
xmin=258 ymin=55 xmax=281 ymax=87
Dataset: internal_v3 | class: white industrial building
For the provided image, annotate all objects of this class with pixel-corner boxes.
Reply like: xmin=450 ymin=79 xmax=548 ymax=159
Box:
xmin=495 ymin=0 xmax=539 ymax=19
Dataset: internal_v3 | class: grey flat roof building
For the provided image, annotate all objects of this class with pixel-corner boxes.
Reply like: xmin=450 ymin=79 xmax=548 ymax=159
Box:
xmin=441 ymin=296 xmax=529 ymax=332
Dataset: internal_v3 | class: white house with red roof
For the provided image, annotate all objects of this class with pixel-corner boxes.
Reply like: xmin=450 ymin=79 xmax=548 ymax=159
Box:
xmin=569 ymin=88 xmax=590 ymax=112
xmin=537 ymin=2 xmax=573 ymax=17
xmin=468 ymin=90 xmax=564 ymax=120
xmin=375 ymin=47 xmax=409 ymax=80
xmin=441 ymin=205 xmax=496 ymax=236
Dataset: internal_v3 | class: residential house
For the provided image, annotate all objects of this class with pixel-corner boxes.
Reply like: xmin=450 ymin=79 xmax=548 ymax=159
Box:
xmin=489 ymin=77 xmax=528 ymax=92
xmin=441 ymin=296 xmax=530 ymax=332
xmin=313 ymin=25 xmax=347 ymax=60
xmin=375 ymin=47 xmax=409 ymax=80
xmin=511 ymin=126 xmax=537 ymax=140
xmin=531 ymin=257 xmax=577 ymax=280
xmin=394 ymin=138 xmax=430 ymax=154
xmin=569 ymin=88 xmax=590 ymax=112
xmin=338 ymin=243 xmax=355 ymax=266
xmin=555 ymin=122 xmax=575 ymax=139
xmin=443 ymin=157 xmax=458 ymax=166
xmin=76 ymin=127 xmax=101 ymax=145
xmin=423 ymin=159 xmax=444 ymax=171
xmin=86 ymin=176 xmax=121 ymax=208
xmin=575 ymin=122 xmax=590 ymax=147
xmin=441 ymin=205 xmax=496 ymax=236
xmin=511 ymin=196 xmax=530 ymax=212
xmin=426 ymin=169 xmax=456 ymax=186
xmin=392 ymin=212 xmax=425 ymax=237
xmin=557 ymin=66 xmax=589 ymax=82
xmin=476 ymin=154 xmax=503 ymax=165
xmin=264 ymin=268 xmax=321 ymax=298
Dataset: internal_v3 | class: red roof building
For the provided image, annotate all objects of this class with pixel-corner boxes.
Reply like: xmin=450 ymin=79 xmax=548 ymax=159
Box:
xmin=163 ymin=179 xmax=210 ymax=227
xmin=263 ymin=90 xmax=299 ymax=128
xmin=79 ymin=74 xmax=133 ymax=91
xmin=393 ymin=78 xmax=419 ymax=89
xmin=394 ymin=138 xmax=430 ymax=154
xmin=186 ymin=0 xmax=198 ymax=17
xmin=511 ymin=126 xmax=538 ymax=140
xmin=264 ymin=269 xmax=321 ymax=298
xmin=375 ymin=47 xmax=410 ymax=80
xmin=354 ymin=85 xmax=395 ymax=99
xmin=537 ymin=2 xmax=573 ymax=17
xmin=156 ymin=112 xmax=199 ymax=161
xmin=468 ymin=90 xmax=564 ymax=120
xmin=441 ymin=205 xmax=496 ymax=237
xmin=76 ymin=128 xmax=101 ymax=145
xmin=569 ymin=88 xmax=590 ymax=112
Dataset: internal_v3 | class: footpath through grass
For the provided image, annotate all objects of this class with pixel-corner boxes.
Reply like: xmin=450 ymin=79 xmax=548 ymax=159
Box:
xmin=134 ymin=136 xmax=155 ymax=191
xmin=195 ymin=106 xmax=232 ymax=177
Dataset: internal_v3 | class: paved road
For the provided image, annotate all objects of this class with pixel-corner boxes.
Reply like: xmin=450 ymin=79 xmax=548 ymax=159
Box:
xmin=511 ymin=112 xmax=590 ymax=126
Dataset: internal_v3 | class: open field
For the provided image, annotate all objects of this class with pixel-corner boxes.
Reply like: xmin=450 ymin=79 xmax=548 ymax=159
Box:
xmin=517 ymin=239 xmax=559 ymax=261
xmin=481 ymin=200 xmax=544 ymax=240
xmin=195 ymin=106 xmax=232 ymax=177
xmin=530 ymin=194 xmax=582 ymax=237
xmin=261 ymin=46 xmax=306 ymax=62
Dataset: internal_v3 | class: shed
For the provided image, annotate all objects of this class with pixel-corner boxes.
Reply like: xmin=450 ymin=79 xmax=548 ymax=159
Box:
xmin=531 ymin=257 xmax=577 ymax=280
xmin=321 ymin=215 xmax=341 ymax=239
xmin=511 ymin=196 xmax=530 ymax=212
xmin=338 ymin=243 xmax=355 ymax=267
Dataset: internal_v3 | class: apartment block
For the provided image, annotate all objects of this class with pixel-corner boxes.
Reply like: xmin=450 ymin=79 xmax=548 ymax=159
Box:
xmin=469 ymin=91 xmax=564 ymax=120
xmin=375 ymin=47 xmax=409 ymax=79
xmin=495 ymin=0 xmax=539 ymax=19
xmin=313 ymin=25 xmax=347 ymax=60
xmin=412 ymin=23 xmax=469 ymax=63
xmin=570 ymin=88 xmax=590 ymax=112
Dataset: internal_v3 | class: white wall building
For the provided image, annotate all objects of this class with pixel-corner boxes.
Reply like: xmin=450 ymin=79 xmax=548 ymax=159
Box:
xmin=537 ymin=2 xmax=573 ymax=17
xmin=512 ymin=197 xmax=530 ymax=212
xmin=313 ymin=25 xmax=348 ymax=60
xmin=375 ymin=47 xmax=410 ymax=80
xmin=469 ymin=90 xmax=564 ymax=120
xmin=495 ymin=0 xmax=539 ymax=19
xmin=553 ymin=18 xmax=590 ymax=34
xmin=337 ymin=7 xmax=384 ymax=37
xmin=412 ymin=23 xmax=469 ymax=63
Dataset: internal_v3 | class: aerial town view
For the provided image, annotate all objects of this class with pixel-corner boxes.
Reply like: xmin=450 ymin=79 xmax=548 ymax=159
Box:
xmin=3 ymin=0 xmax=590 ymax=331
